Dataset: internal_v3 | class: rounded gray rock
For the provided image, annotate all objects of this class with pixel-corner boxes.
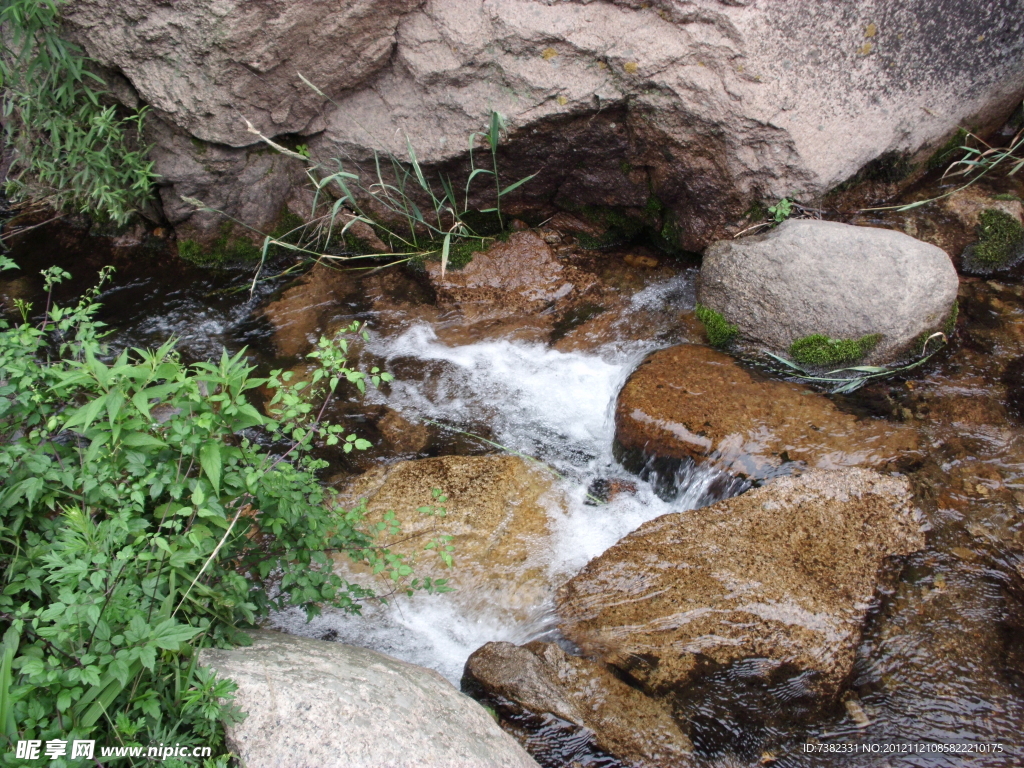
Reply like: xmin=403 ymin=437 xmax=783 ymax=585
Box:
xmin=199 ymin=630 xmax=539 ymax=768
xmin=697 ymin=219 xmax=959 ymax=364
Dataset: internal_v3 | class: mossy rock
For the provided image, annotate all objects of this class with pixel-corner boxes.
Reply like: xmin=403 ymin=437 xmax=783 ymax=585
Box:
xmin=788 ymin=333 xmax=881 ymax=367
xmin=695 ymin=303 xmax=738 ymax=349
xmin=960 ymin=209 xmax=1024 ymax=275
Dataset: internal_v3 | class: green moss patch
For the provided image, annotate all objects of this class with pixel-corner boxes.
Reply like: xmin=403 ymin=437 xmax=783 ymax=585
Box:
xmin=788 ymin=333 xmax=881 ymax=366
xmin=695 ymin=304 xmax=738 ymax=348
xmin=973 ymin=209 xmax=1024 ymax=266
xmin=927 ymin=128 xmax=968 ymax=171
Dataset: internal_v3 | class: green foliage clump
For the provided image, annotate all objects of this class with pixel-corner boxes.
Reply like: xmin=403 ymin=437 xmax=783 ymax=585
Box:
xmin=789 ymin=333 xmax=881 ymax=366
xmin=177 ymin=222 xmax=263 ymax=266
xmin=0 ymin=259 xmax=451 ymax=762
xmin=695 ymin=304 xmax=739 ymax=348
xmin=0 ymin=0 xmax=156 ymax=224
xmin=768 ymin=197 xmax=794 ymax=223
xmin=973 ymin=209 xmax=1024 ymax=266
xmin=177 ymin=239 xmax=203 ymax=264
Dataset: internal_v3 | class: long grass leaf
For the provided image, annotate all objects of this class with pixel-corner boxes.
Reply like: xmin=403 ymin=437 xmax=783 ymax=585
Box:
xmin=440 ymin=232 xmax=451 ymax=280
xmin=498 ymin=173 xmax=538 ymax=197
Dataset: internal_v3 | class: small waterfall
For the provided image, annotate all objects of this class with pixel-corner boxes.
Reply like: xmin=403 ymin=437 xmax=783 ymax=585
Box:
xmin=271 ymin=298 xmax=742 ymax=682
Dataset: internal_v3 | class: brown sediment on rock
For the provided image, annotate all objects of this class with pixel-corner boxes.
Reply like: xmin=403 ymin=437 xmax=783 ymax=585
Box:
xmin=614 ymin=344 xmax=918 ymax=479
xmin=260 ymin=262 xmax=358 ymax=358
xmin=424 ymin=231 xmax=598 ymax=320
xmin=556 ymin=468 xmax=925 ymax=705
xmin=464 ymin=640 xmax=695 ymax=768
xmin=336 ymin=455 xmax=566 ymax=622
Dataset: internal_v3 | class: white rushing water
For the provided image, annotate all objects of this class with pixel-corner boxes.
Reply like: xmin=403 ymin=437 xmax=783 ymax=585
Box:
xmin=271 ymin=273 xmax=735 ymax=682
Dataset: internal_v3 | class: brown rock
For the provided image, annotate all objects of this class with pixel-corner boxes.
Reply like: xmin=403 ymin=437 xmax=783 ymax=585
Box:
xmin=376 ymin=409 xmax=430 ymax=454
xmin=615 ymin=344 xmax=918 ymax=479
xmin=556 ymin=468 xmax=925 ymax=705
xmin=546 ymin=212 xmax=607 ymax=239
xmin=624 ymin=254 xmax=659 ymax=269
xmin=424 ymin=231 xmax=597 ymax=322
xmin=336 ymin=456 xmax=565 ymax=622
xmin=942 ymin=187 xmax=1024 ymax=230
xmin=260 ymin=262 xmax=357 ymax=358
xmin=464 ymin=641 xmax=694 ymax=768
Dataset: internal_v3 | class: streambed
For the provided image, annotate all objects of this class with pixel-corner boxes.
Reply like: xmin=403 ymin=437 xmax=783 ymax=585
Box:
xmin=4 ymin=213 xmax=1024 ymax=767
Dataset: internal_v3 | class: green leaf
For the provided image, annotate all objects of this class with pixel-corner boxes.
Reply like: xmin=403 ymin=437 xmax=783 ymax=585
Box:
xmin=199 ymin=441 xmax=222 ymax=493
xmin=121 ymin=432 xmax=167 ymax=448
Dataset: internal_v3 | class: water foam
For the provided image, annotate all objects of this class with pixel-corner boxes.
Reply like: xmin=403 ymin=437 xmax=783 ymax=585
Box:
xmin=271 ymin=273 xmax=731 ymax=682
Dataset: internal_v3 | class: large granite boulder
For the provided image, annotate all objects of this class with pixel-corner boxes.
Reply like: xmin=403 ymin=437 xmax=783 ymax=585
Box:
xmin=64 ymin=0 xmax=1024 ymax=246
xmin=697 ymin=220 xmax=959 ymax=365
xmin=556 ymin=469 xmax=925 ymax=706
xmin=463 ymin=641 xmax=694 ymax=768
xmin=336 ymin=455 xmax=567 ymax=623
xmin=199 ymin=630 xmax=539 ymax=768
xmin=614 ymin=344 xmax=917 ymax=479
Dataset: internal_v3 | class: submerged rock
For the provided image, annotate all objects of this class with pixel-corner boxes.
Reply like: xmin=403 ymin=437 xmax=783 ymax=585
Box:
xmin=556 ymin=469 xmax=925 ymax=706
xmin=200 ymin=630 xmax=539 ymax=768
xmin=697 ymin=220 xmax=959 ymax=364
xmin=464 ymin=641 xmax=694 ymax=768
xmin=260 ymin=262 xmax=358 ymax=358
xmin=336 ymin=455 xmax=565 ymax=622
xmin=614 ymin=344 xmax=917 ymax=480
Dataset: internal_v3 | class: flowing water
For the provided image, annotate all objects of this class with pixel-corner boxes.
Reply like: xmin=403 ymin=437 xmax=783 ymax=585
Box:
xmin=5 ymin=213 xmax=1024 ymax=766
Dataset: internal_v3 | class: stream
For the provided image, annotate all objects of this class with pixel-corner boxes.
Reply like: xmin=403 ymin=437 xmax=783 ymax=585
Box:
xmin=4 ymin=211 xmax=1024 ymax=766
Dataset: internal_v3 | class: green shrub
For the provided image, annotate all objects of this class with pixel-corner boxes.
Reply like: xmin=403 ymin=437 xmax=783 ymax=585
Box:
xmin=0 ymin=258 xmax=451 ymax=763
xmin=695 ymin=304 xmax=739 ymax=348
xmin=789 ymin=333 xmax=881 ymax=366
xmin=973 ymin=209 xmax=1024 ymax=266
xmin=0 ymin=0 xmax=156 ymax=224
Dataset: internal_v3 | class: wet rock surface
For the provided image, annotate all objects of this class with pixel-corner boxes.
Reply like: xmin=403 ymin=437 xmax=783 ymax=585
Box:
xmin=260 ymin=262 xmax=358 ymax=357
xmin=336 ymin=455 xmax=566 ymax=622
xmin=464 ymin=641 xmax=694 ymax=768
xmin=424 ymin=231 xmax=598 ymax=335
xmin=614 ymin=344 xmax=918 ymax=480
xmin=556 ymin=469 xmax=925 ymax=710
xmin=199 ymin=630 xmax=539 ymax=768
xmin=698 ymin=220 xmax=959 ymax=364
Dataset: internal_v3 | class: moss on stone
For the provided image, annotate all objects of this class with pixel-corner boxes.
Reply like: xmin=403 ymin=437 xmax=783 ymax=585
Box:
xmin=177 ymin=221 xmax=262 ymax=266
xmin=942 ymin=300 xmax=959 ymax=337
xmin=177 ymin=239 xmax=203 ymax=264
xmin=973 ymin=209 xmax=1024 ymax=266
xmin=788 ymin=333 xmax=881 ymax=366
xmin=927 ymin=128 xmax=968 ymax=171
xmin=695 ymin=304 xmax=738 ymax=348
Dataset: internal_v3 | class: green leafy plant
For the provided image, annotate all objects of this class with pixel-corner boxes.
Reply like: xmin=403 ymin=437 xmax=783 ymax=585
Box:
xmin=0 ymin=258 xmax=451 ymax=763
xmin=0 ymin=0 xmax=156 ymax=225
xmin=695 ymin=304 xmax=739 ymax=348
xmin=788 ymin=333 xmax=881 ymax=367
xmin=768 ymin=197 xmax=794 ymax=223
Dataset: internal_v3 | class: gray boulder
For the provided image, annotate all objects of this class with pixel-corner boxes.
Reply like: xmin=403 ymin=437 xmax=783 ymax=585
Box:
xmin=63 ymin=0 xmax=1024 ymax=246
xmin=199 ymin=630 xmax=539 ymax=768
xmin=697 ymin=219 xmax=959 ymax=364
